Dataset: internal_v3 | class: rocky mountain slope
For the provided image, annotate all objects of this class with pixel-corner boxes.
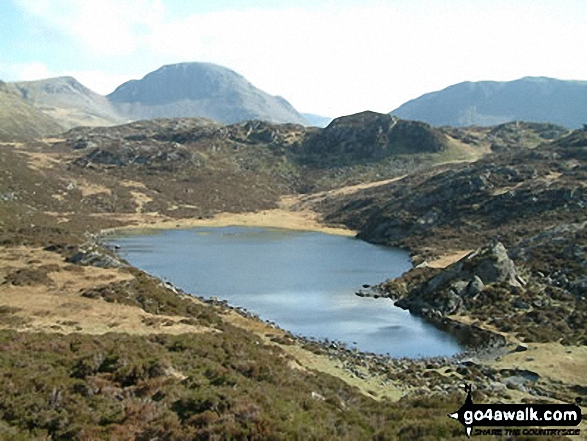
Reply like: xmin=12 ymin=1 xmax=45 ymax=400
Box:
xmin=321 ymin=128 xmax=586 ymax=346
xmin=7 ymin=76 xmax=125 ymax=130
xmin=0 ymin=112 xmax=568 ymax=231
xmin=0 ymin=80 xmax=65 ymax=140
xmin=107 ymin=62 xmax=307 ymax=125
xmin=392 ymin=76 xmax=587 ymax=129
xmin=55 ymin=111 xmax=478 ymax=207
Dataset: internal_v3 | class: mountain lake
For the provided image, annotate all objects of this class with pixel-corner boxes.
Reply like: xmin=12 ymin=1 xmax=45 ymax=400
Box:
xmin=107 ymin=226 xmax=462 ymax=358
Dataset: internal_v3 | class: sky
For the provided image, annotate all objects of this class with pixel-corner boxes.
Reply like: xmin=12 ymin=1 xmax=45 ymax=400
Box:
xmin=1 ymin=0 xmax=586 ymax=117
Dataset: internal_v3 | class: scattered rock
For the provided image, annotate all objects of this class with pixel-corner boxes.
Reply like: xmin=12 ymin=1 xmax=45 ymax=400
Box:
xmin=512 ymin=343 xmax=529 ymax=353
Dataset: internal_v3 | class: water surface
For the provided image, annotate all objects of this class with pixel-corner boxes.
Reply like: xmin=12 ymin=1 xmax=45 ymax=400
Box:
xmin=109 ymin=227 xmax=462 ymax=357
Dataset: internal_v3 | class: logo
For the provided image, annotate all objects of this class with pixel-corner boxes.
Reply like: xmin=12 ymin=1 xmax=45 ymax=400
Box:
xmin=448 ymin=384 xmax=582 ymax=437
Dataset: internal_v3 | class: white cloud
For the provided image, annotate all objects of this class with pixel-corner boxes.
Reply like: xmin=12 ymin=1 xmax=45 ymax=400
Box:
xmin=140 ymin=1 xmax=587 ymax=115
xmin=16 ymin=0 xmax=165 ymax=56
xmin=59 ymin=70 xmax=135 ymax=95
xmin=12 ymin=62 xmax=52 ymax=81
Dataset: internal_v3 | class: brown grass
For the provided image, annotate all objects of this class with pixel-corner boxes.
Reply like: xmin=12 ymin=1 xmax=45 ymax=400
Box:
xmin=100 ymin=206 xmax=356 ymax=237
xmin=427 ymin=250 xmax=473 ymax=269
xmin=0 ymin=247 xmax=212 ymax=336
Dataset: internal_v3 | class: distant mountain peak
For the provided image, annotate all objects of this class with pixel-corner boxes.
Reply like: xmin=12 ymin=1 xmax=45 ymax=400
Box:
xmin=8 ymin=76 xmax=125 ymax=130
xmin=391 ymin=77 xmax=587 ymax=129
xmin=107 ymin=62 xmax=306 ymax=125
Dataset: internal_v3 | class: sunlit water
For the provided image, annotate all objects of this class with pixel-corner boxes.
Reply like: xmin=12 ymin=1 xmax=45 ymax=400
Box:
xmin=108 ymin=227 xmax=462 ymax=357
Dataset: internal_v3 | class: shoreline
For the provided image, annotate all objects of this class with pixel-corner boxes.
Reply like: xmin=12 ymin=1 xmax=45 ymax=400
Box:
xmin=96 ymin=208 xmax=357 ymax=238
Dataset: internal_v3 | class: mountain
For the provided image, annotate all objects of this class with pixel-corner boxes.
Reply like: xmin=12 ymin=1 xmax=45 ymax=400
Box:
xmin=391 ymin=77 xmax=587 ymax=129
xmin=0 ymin=80 xmax=65 ymax=140
xmin=107 ymin=62 xmax=307 ymax=125
xmin=8 ymin=76 xmax=125 ymax=130
xmin=301 ymin=113 xmax=333 ymax=128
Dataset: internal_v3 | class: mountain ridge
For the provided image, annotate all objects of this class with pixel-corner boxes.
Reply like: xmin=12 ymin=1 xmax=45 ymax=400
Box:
xmin=0 ymin=63 xmax=310 ymax=139
xmin=8 ymin=76 xmax=126 ymax=129
xmin=391 ymin=76 xmax=587 ymax=129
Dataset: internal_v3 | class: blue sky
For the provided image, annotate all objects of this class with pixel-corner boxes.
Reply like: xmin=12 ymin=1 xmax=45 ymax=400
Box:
xmin=1 ymin=0 xmax=586 ymax=117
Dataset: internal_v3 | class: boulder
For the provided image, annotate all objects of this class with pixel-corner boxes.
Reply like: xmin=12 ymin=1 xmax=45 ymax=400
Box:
xmin=67 ymin=249 xmax=126 ymax=269
xmin=392 ymin=241 xmax=521 ymax=316
xmin=465 ymin=276 xmax=484 ymax=297
xmin=471 ymin=242 xmax=521 ymax=286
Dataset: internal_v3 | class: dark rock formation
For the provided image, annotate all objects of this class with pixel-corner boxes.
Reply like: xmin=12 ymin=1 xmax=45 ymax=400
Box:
xmin=300 ymin=111 xmax=448 ymax=165
xmin=67 ymin=249 xmax=126 ymax=269
xmin=394 ymin=242 xmax=521 ymax=316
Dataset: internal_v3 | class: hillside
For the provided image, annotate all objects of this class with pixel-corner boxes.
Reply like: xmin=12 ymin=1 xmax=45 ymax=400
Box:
xmin=0 ymin=113 xmax=562 ymax=224
xmin=321 ymin=128 xmax=586 ymax=258
xmin=107 ymin=62 xmax=307 ymax=125
xmin=320 ymin=128 xmax=586 ymax=344
xmin=0 ymin=80 xmax=64 ymax=140
xmin=8 ymin=77 xmax=125 ymax=130
xmin=0 ymin=119 xmax=585 ymax=438
xmin=391 ymin=76 xmax=587 ymax=129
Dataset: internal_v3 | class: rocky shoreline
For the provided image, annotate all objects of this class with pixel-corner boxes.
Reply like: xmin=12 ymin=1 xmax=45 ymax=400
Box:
xmin=199 ymin=293 xmax=555 ymax=401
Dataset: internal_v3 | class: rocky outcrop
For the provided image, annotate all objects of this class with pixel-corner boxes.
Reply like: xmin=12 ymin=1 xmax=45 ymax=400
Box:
xmin=394 ymin=242 xmax=522 ymax=316
xmin=322 ymin=131 xmax=587 ymax=260
xmin=301 ymin=111 xmax=448 ymax=165
xmin=67 ymin=249 xmax=126 ymax=269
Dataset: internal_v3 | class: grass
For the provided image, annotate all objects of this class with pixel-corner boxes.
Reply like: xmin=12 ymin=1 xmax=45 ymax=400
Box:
xmin=0 ymin=329 xmax=468 ymax=440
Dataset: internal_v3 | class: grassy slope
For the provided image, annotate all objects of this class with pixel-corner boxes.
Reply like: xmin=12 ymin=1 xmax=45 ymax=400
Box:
xmin=0 ymin=83 xmax=64 ymax=141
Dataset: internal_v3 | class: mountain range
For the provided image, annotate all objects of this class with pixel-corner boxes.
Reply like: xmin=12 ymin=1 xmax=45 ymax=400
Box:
xmin=0 ymin=62 xmax=309 ymax=139
xmin=391 ymin=76 xmax=587 ymax=129
xmin=2 ymin=65 xmax=587 ymax=141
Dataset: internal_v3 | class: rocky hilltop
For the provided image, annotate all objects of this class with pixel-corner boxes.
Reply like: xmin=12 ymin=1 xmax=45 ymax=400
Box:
xmin=107 ymin=62 xmax=307 ymax=125
xmin=300 ymin=111 xmax=447 ymax=165
xmin=392 ymin=76 xmax=587 ymax=128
